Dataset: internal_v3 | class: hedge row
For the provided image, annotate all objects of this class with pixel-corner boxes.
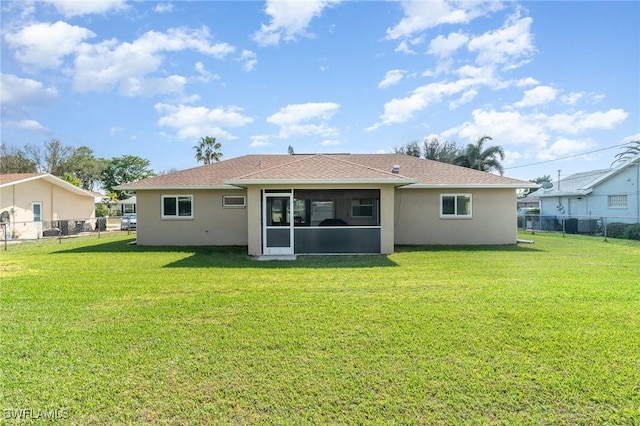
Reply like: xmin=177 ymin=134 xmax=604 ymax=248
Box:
xmin=605 ymin=222 xmax=640 ymax=240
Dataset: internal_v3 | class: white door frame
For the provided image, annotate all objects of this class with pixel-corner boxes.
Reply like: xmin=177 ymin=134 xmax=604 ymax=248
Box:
xmin=262 ymin=191 xmax=294 ymax=255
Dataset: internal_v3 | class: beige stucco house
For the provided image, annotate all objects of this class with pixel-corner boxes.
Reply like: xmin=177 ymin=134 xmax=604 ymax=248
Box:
xmin=117 ymin=154 xmax=537 ymax=255
xmin=0 ymin=173 xmax=96 ymax=239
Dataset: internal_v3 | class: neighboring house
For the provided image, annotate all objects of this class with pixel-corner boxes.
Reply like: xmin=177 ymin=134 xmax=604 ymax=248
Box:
xmin=0 ymin=173 xmax=96 ymax=239
xmin=116 ymin=153 xmax=537 ymax=255
xmin=530 ymin=154 xmax=640 ymax=228
xmin=116 ymin=196 xmax=137 ymax=215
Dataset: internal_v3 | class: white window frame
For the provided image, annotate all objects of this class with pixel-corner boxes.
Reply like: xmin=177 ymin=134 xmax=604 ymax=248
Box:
xmin=223 ymin=195 xmax=246 ymax=208
xmin=351 ymin=198 xmax=373 ymax=218
xmin=608 ymin=195 xmax=627 ymax=209
xmin=161 ymin=195 xmax=194 ymax=219
xmin=32 ymin=202 xmax=43 ymax=222
xmin=440 ymin=193 xmax=473 ymax=219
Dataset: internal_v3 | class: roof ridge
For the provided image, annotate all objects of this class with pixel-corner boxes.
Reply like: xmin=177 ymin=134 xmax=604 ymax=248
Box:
xmin=325 ymin=154 xmax=413 ymax=178
xmin=232 ymin=154 xmax=314 ymax=179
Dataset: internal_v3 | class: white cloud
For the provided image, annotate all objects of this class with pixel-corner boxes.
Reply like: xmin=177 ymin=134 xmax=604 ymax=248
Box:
xmin=442 ymin=107 xmax=629 ymax=160
xmin=5 ymin=119 xmax=48 ymax=133
xmin=4 ymin=21 xmax=95 ymax=69
xmin=514 ymin=85 xmax=557 ymax=108
xmin=0 ymin=74 xmax=58 ymax=107
xmin=153 ymin=3 xmax=174 ymax=13
xmin=449 ymin=89 xmax=478 ymax=109
xmin=378 ymin=70 xmax=405 ymax=89
xmin=320 ymin=139 xmax=341 ymax=146
xmin=467 ymin=13 xmax=534 ymax=68
xmin=194 ymin=62 xmax=219 ymax=83
xmin=561 ymin=92 xmax=583 ymax=105
xmin=252 ymin=0 xmax=341 ymax=46
xmin=43 ymin=0 xmax=128 ymax=17
xmin=267 ymin=102 xmax=340 ymax=138
xmin=428 ymin=31 xmax=469 ymax=57
xmin=240 ymin=50 xmax=258 ymax=72
xmin=546 ymin=109 xmax=628 ymax=134
xmin=119 ymin=75 xmax=187 ymax=98
xmin=73 ymin=27 xmax=235 ymax=95
xmin=155 ymin=103 xmax=253 ymax=140
xmin=250 ymin=135 xmax=271 ymax=148
xmin=516 ymin=77 xmax=539 ymax=87
xmin=368 ymin=79 xmax=474 ymax=129
xmin=537 ymin=138 xmax=596 ymax=161
xmin=386 ymin=0 xmax=503 ymax=41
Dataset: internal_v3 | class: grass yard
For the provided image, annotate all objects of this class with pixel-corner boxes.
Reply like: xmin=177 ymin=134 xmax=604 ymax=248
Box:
xmin=1 ymin=233 xmax=639 ymax=425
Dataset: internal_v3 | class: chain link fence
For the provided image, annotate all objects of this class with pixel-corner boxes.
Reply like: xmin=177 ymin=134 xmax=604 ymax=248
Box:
xmin=518 ymin=214 xmax=640 ymax=240
xmin=1 ymin=217 xmax=135 ymax=249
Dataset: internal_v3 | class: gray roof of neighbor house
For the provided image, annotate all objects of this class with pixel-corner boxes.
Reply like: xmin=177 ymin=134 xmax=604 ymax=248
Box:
xmin=116 ymin=153 xmax=536 ymax=190
xmin=0 ymin=173 xmax=96 ymax=198
xmin=532 ymin=153 xmax=640 ymax=197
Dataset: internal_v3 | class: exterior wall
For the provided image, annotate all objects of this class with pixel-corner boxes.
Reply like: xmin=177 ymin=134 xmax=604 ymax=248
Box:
xmin=1 ymin=179 xmax=95 ymax=239
xmin=394 ymin=187 xmax=518 ymax=245
xmin=589 ymin=167 xmax=640 ymax=223
xmin=136 ymin=189 xmax=248 ymax=246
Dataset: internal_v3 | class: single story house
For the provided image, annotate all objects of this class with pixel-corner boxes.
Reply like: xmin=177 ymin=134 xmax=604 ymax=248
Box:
xmin=530 ymin=154 xmax=640 ymax=227
xmin=0 ymin=173 xmax=97 ymax=239
xmin=117 ymin=153 xmax=537 ymax=255
xmin=115 ymin=195 xmax=137 ymax=215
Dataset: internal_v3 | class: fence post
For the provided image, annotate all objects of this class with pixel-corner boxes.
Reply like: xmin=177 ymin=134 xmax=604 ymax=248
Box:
xmin=603 ymin=218 xmax=608 ymax=242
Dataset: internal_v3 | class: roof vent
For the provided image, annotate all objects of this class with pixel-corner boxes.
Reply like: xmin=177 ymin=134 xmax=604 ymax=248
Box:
xmin=392 ymin=165 xmax=400 ymax=173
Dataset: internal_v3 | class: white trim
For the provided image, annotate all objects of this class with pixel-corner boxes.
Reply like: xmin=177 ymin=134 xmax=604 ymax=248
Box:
xmin=0 ymin=173 xmax=95 ymax=198
xmin=406 ymin=183 xmax=539 ymax=189
xmin=116 ymin=184 xmax=238 ymax=191
xmin=161 ymin=194 xmax=194 ymax=219
xmin=262 ymin=191 xmax=294 ymax=255
xmin=225 ymin=178 xmax=416 ymax=186
xmin=440 ymin=193 xmax=473 ymax=219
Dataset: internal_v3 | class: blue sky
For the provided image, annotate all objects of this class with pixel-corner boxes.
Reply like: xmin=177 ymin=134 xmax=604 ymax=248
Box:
xmin=1 ymin=0 xmax=638 ymax=181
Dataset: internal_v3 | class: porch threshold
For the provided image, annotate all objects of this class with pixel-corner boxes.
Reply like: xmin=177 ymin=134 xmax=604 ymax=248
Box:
xmin=254 ymin=254 xmax=298 ymax=261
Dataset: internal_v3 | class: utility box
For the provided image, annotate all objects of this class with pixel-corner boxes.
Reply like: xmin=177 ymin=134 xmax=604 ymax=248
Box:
xmin=564 ymin=218 xmax=578 ymax=234
xmin=578 ymin=219 xmax=598 ymax=234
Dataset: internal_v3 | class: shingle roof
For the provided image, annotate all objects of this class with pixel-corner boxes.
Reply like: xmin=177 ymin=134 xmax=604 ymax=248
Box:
xmin=117 ymin=153 xmax=533 ymax=189
xmin=0 ymin=173 xmax=41 ymax=185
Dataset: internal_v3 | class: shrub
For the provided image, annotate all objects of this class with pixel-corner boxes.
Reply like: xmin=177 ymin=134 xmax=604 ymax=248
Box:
xmin=623 ymin=223 xmax=640 ymax=241
xmin=605 ymin=222 xmax=629 ymax=239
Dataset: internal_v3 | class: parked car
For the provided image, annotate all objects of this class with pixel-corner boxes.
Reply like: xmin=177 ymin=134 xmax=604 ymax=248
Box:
xmin=120 ymin=213 xmax=137 ymax=230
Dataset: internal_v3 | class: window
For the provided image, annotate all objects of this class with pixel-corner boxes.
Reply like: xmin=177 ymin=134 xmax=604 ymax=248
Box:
xmin=441 ymin=194 xmax=472 ymax=218
xmin=352 ymin=198 xmax=373 ymax=217
xmin=162 ymin=195 xmax=193 ymax=219
xmin=223 ymin=196 xmax=246 ymax=208
xmin=608 ymin=195 xmax=627 ymax=209
xmin=32 ymin=202 xmax=42 ymax=222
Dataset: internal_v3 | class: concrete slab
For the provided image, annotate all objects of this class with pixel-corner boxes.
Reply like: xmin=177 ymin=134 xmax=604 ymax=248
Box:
xmin=255 ymin=255 xmax=297 ymax=261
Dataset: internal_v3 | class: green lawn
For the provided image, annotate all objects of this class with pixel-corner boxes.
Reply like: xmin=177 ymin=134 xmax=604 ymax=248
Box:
xmin=1 ymin=233 xmax=639 ymax=424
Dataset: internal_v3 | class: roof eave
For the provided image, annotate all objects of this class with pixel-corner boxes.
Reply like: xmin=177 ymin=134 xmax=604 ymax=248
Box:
xmin=115 ymin=184 xmax=240 ymax=191
xmin=223 ymin=178 xmax=418 ymax=186
xmin=405 ymin=183 xmax=539 ymax=189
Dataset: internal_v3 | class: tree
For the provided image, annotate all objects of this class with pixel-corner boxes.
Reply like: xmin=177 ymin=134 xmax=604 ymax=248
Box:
xmin=287 ymin=145 xmax=295 ymax=155
xmin=101 ymin=155 xmax=155 ymax=199
xmin=193 ymin=136 xmax=223 ymax=164
xmin=44 ymin=138 xmax=74 ymax=176
xmin=66 ymin=146 xmax=109 ymax=190
xmin=422 ymin=138 xmax=463 ymax=163
xmin=62 ymin=172 xmax=82 ymax=187
xmin=611 ymin=140 xmax=640 ymax=167
xmin=0 ymin=144 xmax=38 ymax=173
xmin=530 ymin=175 xmax=552 ymax=185
xmin=454 ymin=136 xmax=505 ymax=175
xmin=393 ymin=140 xmax=421 ymax=157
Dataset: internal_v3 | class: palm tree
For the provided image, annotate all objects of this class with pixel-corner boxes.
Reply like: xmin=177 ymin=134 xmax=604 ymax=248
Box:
xmin=193 ymin=136 xmax=223 ymax=165
xmin=454 ymin=135 xmax=505 ymax=175
xmin=611 ymin=140 xmax=640 ymax=167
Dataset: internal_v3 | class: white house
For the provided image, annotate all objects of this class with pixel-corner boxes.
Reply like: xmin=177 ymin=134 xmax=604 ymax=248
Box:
xmin=531 ymin=154 xmax=640 ymax=230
